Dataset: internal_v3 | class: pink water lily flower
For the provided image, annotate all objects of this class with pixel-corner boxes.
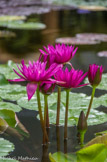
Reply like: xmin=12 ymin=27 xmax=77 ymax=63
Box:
xmin=39 ymin=43 xmax=78 ymax=65
xmin=54 ymin=67 xmax=88 ymax=89
xmin=88 ymin=64 xmax=104 ymax=87
xmin=9 ymin=60 xmax=61 ymax=100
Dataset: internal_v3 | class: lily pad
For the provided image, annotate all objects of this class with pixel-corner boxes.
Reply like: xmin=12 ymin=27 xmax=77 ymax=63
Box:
xmin=17 ymin=92 xmax=57 ymax=111
xmin=49 ymin=152 xmax=76 ymax=162
xmin=0 ymin=21 xmax=46 ymax=30
xmin=18 ymin=91 xmax=107 ymax=126
xmin=0 ymin=84 xmax=26 ymax=101
xmin=0 ymin=63 xmax=18 ymax=80
xmin=0 ymin=138 xmax=14 ymax=157
xmin=76 ymin=33 xmax=107 ymax=42
xmin=0 ymin=15 xmax=26 ymax=21
xmin=55 ymin=37 xmax=100 ymax=45
xmin=77 ymin=143 xmax=107 ymax=162
xmin=79 ymin=5 xmax=107 ymax=11
xmin=0 ymin=74 xmax=8 ymax=85
xmin=97 ymin=51 xmax=107 ymax=57
xmin=0 ymin=109 xmax=16 ymax=127
xmin=0 ymin=101 xmax=22 ymax=112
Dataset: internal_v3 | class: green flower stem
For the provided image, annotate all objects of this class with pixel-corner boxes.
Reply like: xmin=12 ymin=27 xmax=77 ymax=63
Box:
xmin=64 ymin=89 xmax=70 ymax=140
xmin=44 ymin=95 xmax=49 ymax=128
xmin=36 ymin=85 xmax=48 ymax=144
xmin=79 ymin=130 xmax=86 ymax=148
xmin=56 ymin=87 xmax=61 ymax=126
xmin=86 ymin=86 xmax=96 ymax=121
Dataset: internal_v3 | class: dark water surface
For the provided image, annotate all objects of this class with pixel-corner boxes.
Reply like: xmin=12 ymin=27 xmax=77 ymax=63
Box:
xmin=0 ymin=8 xmax=107 ymax=162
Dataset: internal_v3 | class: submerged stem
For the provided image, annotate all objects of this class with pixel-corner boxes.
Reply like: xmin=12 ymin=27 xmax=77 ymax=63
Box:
xmin=56 ymin=87 xmax=61 ymax=126
xmin=36 ymin=85 xmax=48 ymax=144
xmin=86 ymin=86 xmax=96 ymax=121
xmin=64 ymin=89 xmax=70 ymax=140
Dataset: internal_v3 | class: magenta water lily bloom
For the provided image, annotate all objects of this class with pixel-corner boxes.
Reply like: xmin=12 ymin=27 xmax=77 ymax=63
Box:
xmin=39 ymin=43 xmax=78 ymax=65
xmin=9 ymin=60 xmax=61 ymax=100
xmin=88 ymin=64 xmax=104 ymax=87
xmin=54 ymin=67 xmax=88 ymax=89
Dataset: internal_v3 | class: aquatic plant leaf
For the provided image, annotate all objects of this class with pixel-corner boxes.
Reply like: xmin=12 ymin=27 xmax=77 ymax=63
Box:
xmin=49 ymin=152 xmax=76 ymax=162
xmin=0 ymin=118 xmax=8 ymax=134
xmin=0 ymin=63 xmax=19 ymax=80
xmin=0 ymin=159 xmax=19 ymax=162
xmin=0 ymin=21 xmax=46 ymax=30
xmin=0 ymin=74 xmax=8 ymax=85
xmin=77 ymin=144 xmax=107 ymax=162
xmin=0 ymin=84 xmax=26 ymax=101
xmin=0 ymin=138 xmax=14 ymax=157
xmin=47 ymin=0 xmax=107 ymax=8
xmin=0 ymin=101 xmax=22 ymax=112
xmin=84 ymin=73 xmax=107 ymax=90
xmin=0 ymin=109 xmax=16 ymax=127
xmin=97 ymin=51 xmax=107 ymax=57
xmin=17 ymin=92 xmax=57 ymax=111
xmin=0 ymin=16 xmax=26 ymax=21
xmin=35 ymin=91 xmax=107 ymax=126
xmin=85 ymin=134 xmax=107 ymax=147
xmin=76 ymin=33 xmax=107 ymax=42
xmin=56 ymin=37 xmax=99 ymax=45
xmin=7 ymin=21 xmax=46 ymax=30
xmin=78 ymin=6 xmax=107 ymax=11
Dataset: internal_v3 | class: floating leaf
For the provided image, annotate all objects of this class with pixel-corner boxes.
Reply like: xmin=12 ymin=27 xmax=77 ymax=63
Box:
xmin=49 ymin=152 xmax=76 ymax=162
xmin=0 ymin=118 xmax=8 ymax=134
xmin=17 ymin=92 xmax=57 ymax=111
xmin=79 ymin=5 xmax=107 ymax=11
xmin=76 ymin=33 xmax=107 ymax=42
xmin=0 ymin=63 xmax=18 ymax=80
xmin=0 ymin=21 xmax=46 ymax=30
xmin=56 ymin=37 xmax=100 ymax=45
xmin=0 ymin=16 xmax=26 ymax=21
xmin=97 ymin=51 xmax=107 ymax=57
xmin=0 ymin=74 xmax=8 ymax=85
xmin=0 ymin=158 xmax=19 ymax=162
xmin=0 ymin=138 xmax=14 ymax=157
xmin=0 ymin=101 xmax=22 ymax=112
xmin=77 ymin=143 xmax=107 ymax=162
xmin=0 ymin=84 xmax=26 ymax=101
xmin=35 ymin=91 xmax=107 ymax=126
xmin=85 ymin=134 xmax=107 ymax=147
xmin=0 ymin=109 xmax=16 ymax=127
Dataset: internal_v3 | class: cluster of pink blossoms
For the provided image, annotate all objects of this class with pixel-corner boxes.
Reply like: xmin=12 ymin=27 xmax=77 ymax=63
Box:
xmin=9 ymin=43 xmax=104 ymax=100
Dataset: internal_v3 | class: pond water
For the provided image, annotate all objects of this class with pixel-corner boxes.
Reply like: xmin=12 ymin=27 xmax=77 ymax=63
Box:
xmin=0 ymin=6 xmax=107 ymax=162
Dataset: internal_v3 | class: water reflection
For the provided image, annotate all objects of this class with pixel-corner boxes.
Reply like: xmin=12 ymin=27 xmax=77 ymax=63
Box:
xmin=0 ymin=10 xmax=106 ymax=71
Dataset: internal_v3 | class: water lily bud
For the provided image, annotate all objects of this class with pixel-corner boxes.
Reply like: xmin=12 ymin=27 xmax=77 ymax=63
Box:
xmin=40 ymin=83 xmax=55 ymax=95
xmin=77 ymin=111 xmax=87 ymax=132
xmin=88 ymin=64 xmax=104 ymax=87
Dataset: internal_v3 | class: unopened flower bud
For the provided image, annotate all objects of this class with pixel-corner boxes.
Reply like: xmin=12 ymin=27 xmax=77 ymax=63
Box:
xmin=77 ymin=111 xmax=87 ymax=132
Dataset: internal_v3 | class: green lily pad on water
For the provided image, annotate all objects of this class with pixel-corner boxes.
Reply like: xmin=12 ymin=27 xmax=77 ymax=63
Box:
xmin=0 ymin=138 xmax=14 ymax=157
xmin=0 ymin=16 xmax=26 ymax=22
xmin=0 ymin=62 xmax=18 ymax=80
xmin=17 ymin=91 xmax=107 ymax=126
xmin=0 ymin=101 xmax=22 ymax=112
xmin=0 ymin=21 xmax=46 ymax=30
xmin=0 ymin=109 xmax=16 ymax=127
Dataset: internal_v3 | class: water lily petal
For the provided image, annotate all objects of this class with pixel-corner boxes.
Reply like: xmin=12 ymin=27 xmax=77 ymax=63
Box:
xmin=26 ymin=83 xmax=37 ymax=101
